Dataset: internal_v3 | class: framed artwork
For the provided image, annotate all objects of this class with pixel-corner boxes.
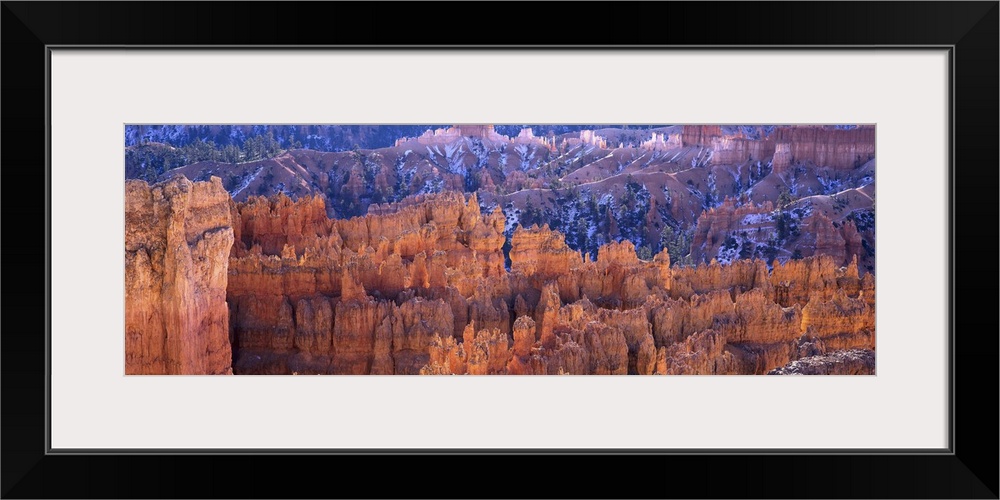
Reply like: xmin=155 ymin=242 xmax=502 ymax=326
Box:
xmin=3 ymin=2 xmax=996 ymax=498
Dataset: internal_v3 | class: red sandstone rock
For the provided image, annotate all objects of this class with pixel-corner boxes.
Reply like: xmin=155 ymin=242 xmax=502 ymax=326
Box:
xmin=130 ymin=176 xmax=875 ymax=376
xmin=125 ymin=176 xmax=234 ymax=374
xmin=771 ymin=126 xmax=875 ymax=170
xmin=509 ymin=224 xmax=579 ymax=279
xmin=682 ymin=125 xmax=723 ymax=147
xmin=655 ymin=330 xmax=737 ymax=375
xmin=799 ymin=212 xmax=848 ymax=265
xmin=690 ymin=198 xmax=775 ymax=264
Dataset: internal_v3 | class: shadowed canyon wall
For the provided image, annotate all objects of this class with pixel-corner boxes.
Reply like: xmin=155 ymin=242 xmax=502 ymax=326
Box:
xmin=685 ymin=125 xmax=875 ymax=170
xmin=772 ymin=126 xmax=875 ymax=170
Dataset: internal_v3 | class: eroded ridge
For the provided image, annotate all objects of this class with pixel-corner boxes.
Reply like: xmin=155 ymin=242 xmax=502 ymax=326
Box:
xmin=221 ymin=189 xmax=874 ymax=375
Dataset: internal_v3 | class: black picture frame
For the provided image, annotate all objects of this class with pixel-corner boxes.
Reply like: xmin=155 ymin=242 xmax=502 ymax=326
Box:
xmin=3 ymin=2 xmax=996 ymax=498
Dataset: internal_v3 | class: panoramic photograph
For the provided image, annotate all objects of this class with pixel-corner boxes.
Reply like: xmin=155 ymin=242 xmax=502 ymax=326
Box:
xmin=124 ymin=124 xmax=876 ymax=375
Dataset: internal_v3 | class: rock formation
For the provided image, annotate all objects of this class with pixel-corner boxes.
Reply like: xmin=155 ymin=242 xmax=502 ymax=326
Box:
xmin=682 ymin=125 xmax=723 ymax=147
xmin=126 ymin=174 xmax=875 ymax=375
xmin=220 ymin=189 xmax=874 ymax=375
xmin=701 ymin=126 xmax=874 ymax=170
xmin=768 ymin=349 xmax=875 ymax=375
xmin=710 ymin=136 xmax=776 ymax=166
xmin=690 ymin=196 xmax=869 ymax=269
xmin=772 ymin=126 xmax=875 ymax=170
xmin=138 ymin=125 xmax=875 ymax=290
xmin=225 ymin=190 xmax=512 ymax=374
xmin=125 ymin=176 xmax=235 ymax=374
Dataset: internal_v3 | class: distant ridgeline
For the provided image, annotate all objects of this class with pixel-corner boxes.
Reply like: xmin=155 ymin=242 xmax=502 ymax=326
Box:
xmin=124 ymin=125 xmax=664 ymax=182
xmin=124 ymin=125 xmax=663 ymax=153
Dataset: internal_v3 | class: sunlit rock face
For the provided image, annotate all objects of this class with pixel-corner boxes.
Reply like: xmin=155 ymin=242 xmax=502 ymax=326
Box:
xmin=125 ymin=176 xmax=234 ymax=374
xmin=225 ymin=190 xmax=509 ymax=374
xmin=124 ymin=176 xmax=875 ymax=375
xmin=214 ymin=189 xmax=874 ymax=375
